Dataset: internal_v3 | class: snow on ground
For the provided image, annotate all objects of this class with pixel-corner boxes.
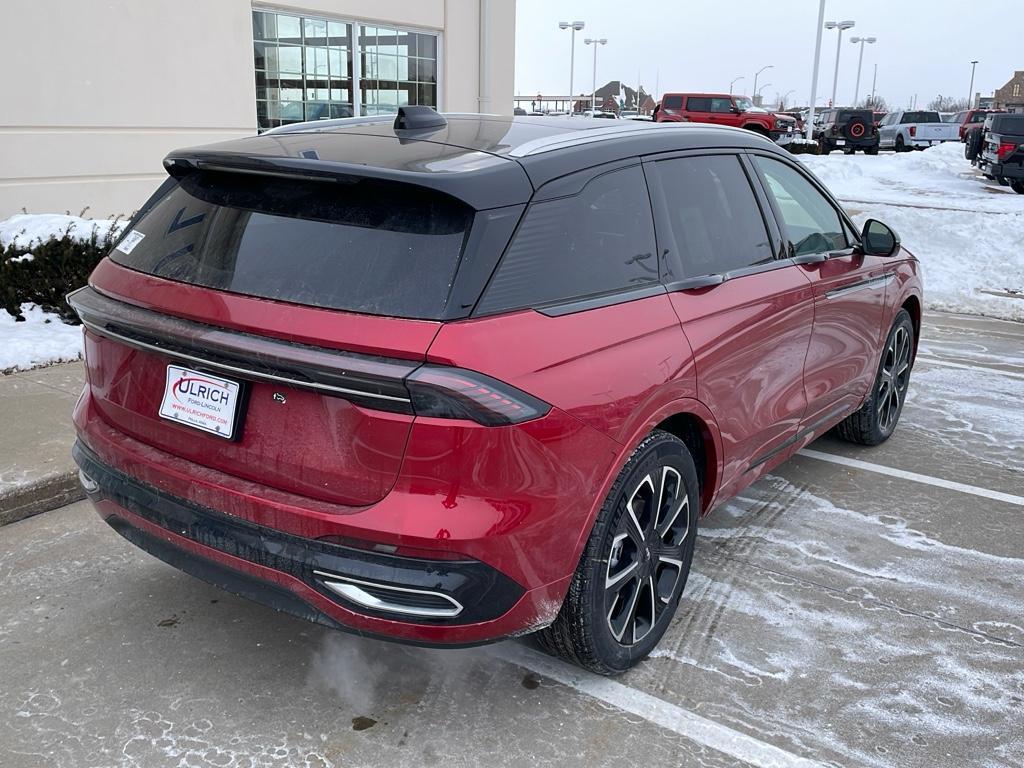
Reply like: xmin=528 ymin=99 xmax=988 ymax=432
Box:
xmin=798 ymin=141 xmax=1024 ymax=322
xmin=0 ymin=212 xmax=124 ymax=250
xmin=0 ymin=304 xmax=83 ymax=374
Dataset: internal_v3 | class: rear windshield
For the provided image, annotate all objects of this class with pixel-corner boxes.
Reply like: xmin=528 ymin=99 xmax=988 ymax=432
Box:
xmin=902 ymin=111 xmax=940 ymax=124
xmin=991 ymin=115 xmax=1024 ymax=135
xmin=109 ymin=171 xmax=473 ymax=319
xmin=837 ymin=111 xmax=871 ymax=122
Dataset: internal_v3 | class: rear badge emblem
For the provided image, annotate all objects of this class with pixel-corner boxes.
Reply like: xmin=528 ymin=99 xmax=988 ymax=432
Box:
xmin=272 ymin=392 xmax=287 ymax=404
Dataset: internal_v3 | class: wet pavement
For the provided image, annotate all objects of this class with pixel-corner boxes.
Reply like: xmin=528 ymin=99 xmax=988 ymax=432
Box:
xmin=2 ymin=311 xmax=1022 ymax=768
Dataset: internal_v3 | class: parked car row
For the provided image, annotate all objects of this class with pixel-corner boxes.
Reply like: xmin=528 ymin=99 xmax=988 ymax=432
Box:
xmin=965 ymin=113 xmax=1024 ymax=194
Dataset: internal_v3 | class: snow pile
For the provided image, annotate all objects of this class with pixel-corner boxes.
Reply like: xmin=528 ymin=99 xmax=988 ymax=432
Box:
xmin=0 ymin=212 xmax=124 ymax=250
xmin=0 ymin=304 xmax=83 ymax=374
xmin=799 ymin=143 xmax=1024 ymax=322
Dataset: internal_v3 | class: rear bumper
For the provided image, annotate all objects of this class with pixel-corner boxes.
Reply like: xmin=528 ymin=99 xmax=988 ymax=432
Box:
xmin=74 ymin=440 xmax=572 ymax=646
xmin=984 ymin=161 xmax=1024 ymax=179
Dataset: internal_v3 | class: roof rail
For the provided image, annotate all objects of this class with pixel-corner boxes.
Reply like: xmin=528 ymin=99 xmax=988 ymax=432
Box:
xmin=508 ymin=122 xmax=705 ymax=158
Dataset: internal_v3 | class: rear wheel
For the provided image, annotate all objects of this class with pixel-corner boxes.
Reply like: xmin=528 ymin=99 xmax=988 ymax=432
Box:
xmin=819 ymin=139 xmax=832 ymax=154
xmin=535 ymin=430 xmax=699 ymax=675
xmin=1011 ymin=180 xmax=1024 ymax=195
xmin=835 ymin=309 xmax=914 ymax=446
xmin=965 ymin=129 xmax=983 ymax=160
xmin=997 ymin=176 xmax=1010 ymax=187
xmin=865 ymin=145 xmax=879 ymax=155
xmin=895 ymin=135 xmax=907 ymax=153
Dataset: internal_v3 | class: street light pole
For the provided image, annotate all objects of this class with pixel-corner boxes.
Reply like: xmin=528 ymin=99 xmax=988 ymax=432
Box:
xmin=968 ymin=60 xmax=979 ymax=108
xmin=730 ymin=76 xmax=744 ymax=95
xmin=850 ymin=35 xmax=876 ymax=106
xmin=559 ymin=21 xmax=585 ymax=115
xmin=752 ymin=65 xmax=773 ymax=99
xmin=755 ymin=82 xmax=771 ymax=106
xmin=825 ymin=20 xmax=855 ymax=106
xmin=780 ymin=89 xmax=795 ymax=109
xmin=870 ymin=63 xmax=878 ymax=105
xmin=806 ymin=0 xmax=827 ymax=141
xmin=584 ymin=37 xmax=607 ymax=113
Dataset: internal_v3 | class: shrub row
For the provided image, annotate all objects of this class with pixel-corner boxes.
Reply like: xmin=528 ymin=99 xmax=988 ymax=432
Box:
xmin=1 ymin=222 xmax=120 ymax=324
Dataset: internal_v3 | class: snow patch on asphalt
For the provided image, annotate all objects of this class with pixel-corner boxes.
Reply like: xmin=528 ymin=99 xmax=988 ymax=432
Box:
xmin=0 ymin=304 xmax=83 ymax=373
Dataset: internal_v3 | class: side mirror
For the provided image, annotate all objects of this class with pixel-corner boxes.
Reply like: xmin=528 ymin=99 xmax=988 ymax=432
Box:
xmin=861 ymin=219 xmax=901 ymax=257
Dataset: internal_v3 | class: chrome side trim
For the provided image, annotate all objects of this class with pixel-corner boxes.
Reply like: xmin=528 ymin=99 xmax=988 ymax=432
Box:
xmin=78 ymin=317 xmax=411 ymax=404
xmin=824 ymin=273 xmax=895 ymax=300
xmin=313 ymin=570 xmax=464 ymax=619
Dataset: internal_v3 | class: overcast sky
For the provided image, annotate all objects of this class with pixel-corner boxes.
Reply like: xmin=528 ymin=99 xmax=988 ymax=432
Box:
xmin=514 ymin=1 xmax=1020 ymax=109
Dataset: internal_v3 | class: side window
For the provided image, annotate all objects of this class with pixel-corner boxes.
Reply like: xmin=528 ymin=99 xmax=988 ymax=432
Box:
xmin=663 ymin=95 xmax=683 ymax=110
xmin=752 ymin=156 xmax=847 ymax=256
xmin=653 ymin=154 xmax=774 ymax=278
xmin=476 ymin=166 xmax=658 ymax=314
xmin=710 ymin=98 xmax=734 ymax=113
xmin=686 ymin=97 xmax=711 ymax=111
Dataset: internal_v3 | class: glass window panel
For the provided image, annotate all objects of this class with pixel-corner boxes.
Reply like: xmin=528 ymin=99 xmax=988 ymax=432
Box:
xmin=253 ymin=41 xmax=270 ymax=70
xmin=396 ymin=30 xmax=413 ymax=57
xmin=376 ymin=54 xmax=398 ymax=81
xmin=327 ymin=21 xmax=349 ymax=46
xmin=278 ymin=45 xmax=302 ymax=73
xmin=417 ymin=83 xmax=436 ymax=107
xmin=376 ymin=28 xmax=399 ymax=55
xmin=396 ymin=56 xmax=409 ymax=81
xmin=280 ymin=101 xmax=305 ymax=122
xmin=417 ymin=34 xmax=437 ymax=60
xmin=305 ymin=102 xmax=330 ymax=121
xmin=329 ymin=103 xmax=353 ymax=118
xmin=277 ymin=15 xmax=302 ymax=43
xmin=328 ymin=49 xmax=348 ymax=79
xmin=415 ymin=58 xmax=436 ymax=84
xmin=254 ymin=69 xmax=267 ymax=88
xmin=303 ymin=18 xmax=327 ymax=44
xmin=307 ymin=46 xmax=329 ymax=76
xmin=360 ymin=26 xmax=377 ymax=52
xmin=253 ymin=12 xmax=276 ymax=41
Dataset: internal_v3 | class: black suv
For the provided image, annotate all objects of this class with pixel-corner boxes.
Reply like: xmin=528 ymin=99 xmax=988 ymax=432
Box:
xmin=969 ymin=114 xmax=1024 ymax=194
xmin=815 ymin=109 xmax=879 ymax=155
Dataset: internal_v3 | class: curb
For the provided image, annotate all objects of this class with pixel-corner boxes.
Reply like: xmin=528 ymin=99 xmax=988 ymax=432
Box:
xmin=0 ymin=471 xmax=85 ymax=527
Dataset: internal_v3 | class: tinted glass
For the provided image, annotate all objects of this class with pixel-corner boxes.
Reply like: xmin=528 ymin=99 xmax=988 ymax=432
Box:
xmin=902 ymin=111 xmax=940 ymax=123
xmin=753 ymin=157 xmax=847 ymax=256
xmin=710 ymin=98 xmax=734 ymax=113
xmin=969 ymin=111 xmax=988 ymax=123
xmin=476 ymin=166 xmax=657 ymax=313
xmin=686 ymin=97 xmax=711 ymax=111
xmin=837 ymin=110 xmax=871 ymax=122
xmin=654 ymin=155 xmax=773 ymax=278
xmin=663 ymin=95 xmax=684 ymax=109
xmin=109 ymin=172 xmax=472 ymax=319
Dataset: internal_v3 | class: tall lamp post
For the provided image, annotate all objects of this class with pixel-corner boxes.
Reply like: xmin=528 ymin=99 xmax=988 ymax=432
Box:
xmin=968 ymin=60 xmax=979 ymax=108
xmin=584 ymin=37 xmax=607 ymax=113
xmin=558 ymin=21 xmax=585 ymax=115
xmin=780 ymin=89 xmax=795 ymax=109
xmin=729 ymin=76 xmax=745 ymax=95
xmin=752 ymin=65 xmax=773 ymax=99
xmin=849 ymin=35 xmax=876 ymax=106
xmin=806 ymin=0 xmax=827 ymax=141
xmin=755 ymin=82 xmax=771 ymax=106
xmin=824 ymin=20 xmax=855 ymax=106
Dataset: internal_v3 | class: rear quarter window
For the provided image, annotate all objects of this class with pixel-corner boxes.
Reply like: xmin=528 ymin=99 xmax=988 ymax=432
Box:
xmin=108 ymin=171 xmax=473 ymax=319
xmin=474 ymin=165 xmax=658 ymax=314
xmin=663 ymin=95 xmax=684 ymax=109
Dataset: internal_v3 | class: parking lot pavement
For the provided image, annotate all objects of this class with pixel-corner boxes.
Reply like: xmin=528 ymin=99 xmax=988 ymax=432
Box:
xmin=2 ymin=311 xmax=1022 ymax=768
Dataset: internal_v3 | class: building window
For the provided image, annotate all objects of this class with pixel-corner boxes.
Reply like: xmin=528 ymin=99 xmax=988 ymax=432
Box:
xmin=359 ymin=26 xmax=437 ymax=115
xmin=252 ymin=10 xmax=439 ymax=131
xmin=1014 ymin=83 xmax=1021 ymax=98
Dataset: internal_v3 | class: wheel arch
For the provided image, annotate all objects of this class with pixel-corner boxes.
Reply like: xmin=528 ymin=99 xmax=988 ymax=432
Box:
xmin=901 ymin=293 xmax=922 ymax=361
xmin=741 ymin=122 xmax=770 ymax=135
xmin=654 ymin=411 xmax=719 ymax=515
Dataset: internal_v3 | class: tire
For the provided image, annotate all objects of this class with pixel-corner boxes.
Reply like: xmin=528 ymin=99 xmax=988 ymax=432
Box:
xmin=535 ymin=430 xmax=700 ymax=675
xmin=965 ymin=129 xmax=983 ymax=160
xmin=845 ymin=118 xmax=869 ymax=141
xmin=997 ymin=176 xmax=1010 ymax=187
xmin=865 ymin=145 xmax=879 ymax=156
xmin=895 ymin=135 xmax=907 ymax=153
xmin=835 ymin=309 xmax=915 ymax=446
xmin=1011 ymin=180 xmax=1024 ymax=195
xmin=819 ymin=139 xmax=832 ymax=155
xmin=843 ymin=147 xmax=856 ymax=155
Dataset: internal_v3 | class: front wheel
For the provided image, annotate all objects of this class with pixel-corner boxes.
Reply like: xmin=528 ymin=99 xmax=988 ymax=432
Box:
xmin=835 ymin=309 xmax=915 ymax=446
xmin=997 ymin=176 xmax=1010 ymax=187
xmin=895 ymin=135 xmax=907 ymax=153
xmin=535 ymin=430 xmax=699 ymax=675
xmin=865 ymin=145 xmax=879 ymax=155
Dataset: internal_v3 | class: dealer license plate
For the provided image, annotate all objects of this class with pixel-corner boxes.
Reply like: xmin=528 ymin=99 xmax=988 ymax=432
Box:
xmin=159 ymin=365 xmax=241 ymax=439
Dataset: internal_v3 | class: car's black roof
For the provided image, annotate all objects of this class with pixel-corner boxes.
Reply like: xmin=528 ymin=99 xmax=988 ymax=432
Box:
xmin=163 ymin=114 xmax=786 ymax=210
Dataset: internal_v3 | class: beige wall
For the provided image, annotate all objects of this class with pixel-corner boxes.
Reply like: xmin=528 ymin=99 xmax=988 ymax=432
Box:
xmin=0 ymin=0 xmax=515 ymax=219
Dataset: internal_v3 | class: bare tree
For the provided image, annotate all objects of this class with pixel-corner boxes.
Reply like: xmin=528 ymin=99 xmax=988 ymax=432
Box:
xmin=857 ymin=95 xmax=888 ymax=111
xmin=927 ymin=94 xmax=969 ymax=112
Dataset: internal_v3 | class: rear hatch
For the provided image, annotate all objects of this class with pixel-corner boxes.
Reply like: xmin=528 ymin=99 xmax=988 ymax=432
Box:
xmin=76 ymin=166 xmax=480 ymax=507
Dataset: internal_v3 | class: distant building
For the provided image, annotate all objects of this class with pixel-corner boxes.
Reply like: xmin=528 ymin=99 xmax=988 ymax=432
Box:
xmin=993 ymin=71 xmax=1024 ymax=113
xmin=592 ymin=81 xmax=656 ymax=114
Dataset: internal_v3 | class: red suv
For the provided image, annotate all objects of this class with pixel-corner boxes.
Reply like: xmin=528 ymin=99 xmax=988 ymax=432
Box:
xmin=656 ymin=93 xmax=797 ymax=142
xmin=953 ymin=108 xmax=1005 ymax=142
xmin=70 ymin=108 xmax=922 ymax=674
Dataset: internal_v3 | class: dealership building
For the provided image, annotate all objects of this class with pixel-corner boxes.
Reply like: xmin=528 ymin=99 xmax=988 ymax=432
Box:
xmin=0 ymin=1 xmax=516 ymax=219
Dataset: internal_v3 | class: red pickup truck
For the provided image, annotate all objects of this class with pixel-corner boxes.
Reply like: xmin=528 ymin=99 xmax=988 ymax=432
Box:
xmin=655 ymin=93 xmax=796 ymax=143
xmin=952 ymin=109 xmax=1005 ymax=142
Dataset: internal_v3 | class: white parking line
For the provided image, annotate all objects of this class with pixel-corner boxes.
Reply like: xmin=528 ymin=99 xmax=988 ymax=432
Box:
xmin=798 ymin=449 xmax=1024 ymax=507
xmin=915 ymin=356 xmax=1024 ymax=380
xmin=497 ymin=644 xmax=829 ymax=768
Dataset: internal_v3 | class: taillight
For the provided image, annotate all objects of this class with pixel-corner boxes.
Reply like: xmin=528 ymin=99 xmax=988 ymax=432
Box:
xmin=406 ymin=365 xmax=550 ymax=426
xmin=997 ymin=142 xmax=1018 ymax=161
xmin=909 ymin=126 xmax=916 ymax=137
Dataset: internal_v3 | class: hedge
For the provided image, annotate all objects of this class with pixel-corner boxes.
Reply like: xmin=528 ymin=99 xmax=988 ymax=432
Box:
xmin=1 ymin=220 xmax=120 ymax=324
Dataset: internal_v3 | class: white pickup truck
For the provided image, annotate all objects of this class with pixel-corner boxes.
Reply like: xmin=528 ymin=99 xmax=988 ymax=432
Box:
xmin=878 ymin=110 xmax=960 ymax=152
